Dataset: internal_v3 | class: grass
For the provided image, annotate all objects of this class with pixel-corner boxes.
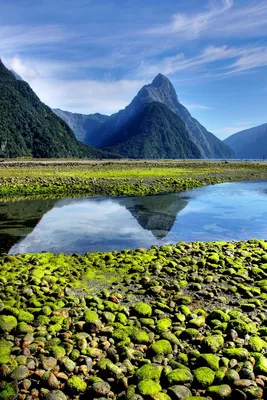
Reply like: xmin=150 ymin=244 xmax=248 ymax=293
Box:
xmin=1 ymin=159 xmax=267 ymax=198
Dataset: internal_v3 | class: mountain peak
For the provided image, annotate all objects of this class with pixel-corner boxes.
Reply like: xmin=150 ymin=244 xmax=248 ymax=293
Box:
xmin=151 ymin=73 xmax=170 ymax=87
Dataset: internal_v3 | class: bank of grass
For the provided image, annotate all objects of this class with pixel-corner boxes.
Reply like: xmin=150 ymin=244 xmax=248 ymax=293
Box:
xmin=1 ymin=240 xmax=267 ymax=399
xmin=1 ymin=159 xmax=267 ymax=198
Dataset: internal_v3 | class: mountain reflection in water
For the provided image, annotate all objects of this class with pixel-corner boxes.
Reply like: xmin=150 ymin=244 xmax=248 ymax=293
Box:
xmin=0 ymin=193 xmax=187 ymax=254
xmin=1 ymin=181 xmax=267 ymax=254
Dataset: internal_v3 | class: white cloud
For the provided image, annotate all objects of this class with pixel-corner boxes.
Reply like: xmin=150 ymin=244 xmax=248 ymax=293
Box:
xmin=3 ymin=56 xmax=147 ymax=114
xmin=212 ymin=122 xmax=257 ymax=138
xmin=147 ymin=0 xmax=233 ymax=38
xmin=146 ymin=0 xmax=267 ymax=39
xmin=137 ymin=44 xmax=267 ymax=80
xmin=31 ymin=77 xmax=146 ymax=114
xmin=183 ymin=103 xmax=213 ymax=111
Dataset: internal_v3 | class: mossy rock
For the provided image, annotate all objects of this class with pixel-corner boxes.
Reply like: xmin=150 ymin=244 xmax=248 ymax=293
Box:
xmin=254 ymin=355 xmax=267 ymax=374
xmin=167 ymin=369 xmax=193 ymax=385
xmin=248 ymin=336 xmax=267 ymax=352
xmin=151 ymin=340 xmax=172 ymax=355
xmin=136 ymin=364 xmax=163 ymax=383
xmin=156 ymin=318 xmax=172 ymax=333
xmin=207 ymin=310 xmax=230 ymax=323
xmin=50 ymin=346 xmax=66 ymax=359
xmin=17 ymin=310 xmax=34 ymax=323
xmin=0 ymin=316 xmax=17 ymax=333
xmin=193 ymin=367 xmax=215 ymax=388
xmin=84 ymin=310 xmax=99 ymax=323
xmin=134 ymin=302 xmax=152 ymax=317
xmin=131 ymin=330 xmax=150 ymax=344
xmin=223 ymin=348 xmax=249 ymax=361
xmin=207 ymin=384 xmax=232 ymax=399
xmin=202 ymin=335 xmax=224 ymax=353
xmin=154 ymin=393 xmax=172 ymax=400
xmin=66 ymin=376 xmax=87 ymax=394
xmin=0 ymin=382 xmax=18 ymax=400
xmin=197 ymin=354 xmax=220 ymax=371
xmin=137 ymin=379 xmax=161 ymax=396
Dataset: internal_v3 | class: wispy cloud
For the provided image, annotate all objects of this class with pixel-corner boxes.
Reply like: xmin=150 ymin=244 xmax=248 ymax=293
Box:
xmin=147 ymin=0 xmax=233 ymax=38
xmin=146 ymin=0 xmax=267 ymax=39
xmin=137 ymin=44 xmax=267 ymax=79
xmin=0 ymin=25 xmax=71 ymax=55
xmin=183 ymin=103 xmax=213 ymax=111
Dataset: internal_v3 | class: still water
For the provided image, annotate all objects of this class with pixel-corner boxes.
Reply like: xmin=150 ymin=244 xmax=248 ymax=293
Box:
xmin=1 ymin=181 xmax=267 ymax=254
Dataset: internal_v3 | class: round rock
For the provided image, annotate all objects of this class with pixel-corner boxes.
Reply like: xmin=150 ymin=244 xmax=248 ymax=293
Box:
xmin=167 ymin=385 xmax=192 ymax=400
xmin=10 ymin=365 xmax=29 ymax=380
xmin=92 ymin=381 xmax=111 ymax=396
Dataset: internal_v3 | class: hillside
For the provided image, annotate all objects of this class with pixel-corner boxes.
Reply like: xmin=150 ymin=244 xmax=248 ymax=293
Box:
xmin=53 ymin=109 xmax=108 ymax=143
xmin=0 ymin=59 xmax=109 ymax=158
xmin=224 ymin=123 xmax=267 ymax=159
xmin=103 ymin=102 xmax=202 ymax=159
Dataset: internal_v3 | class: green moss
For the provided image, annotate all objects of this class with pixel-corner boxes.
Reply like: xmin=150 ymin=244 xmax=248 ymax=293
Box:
xmin=254 ymin=356 xmax=267 ymax=374
xmin=50 ymin=346 xmax=66 ymax=359
xmin=202 ymin=335 xmax=224 ymax=353
xmin=137 ymin=379 xmax=162 ymax=396
xmin=197 ymin=354 xmax=220 ymax=371
xmin=136 ymin=364 xmax=163 ymax=382
xmin=223 ymin=348 xmax=249 ymax=361
xmin=0 ymin=383 xmax=17 ymax=400
xmin=193 ymin=367 xmax=215 ymax=388
xmin=167 ymin=368 xmax=193 ymax=385
xmin=134 ymin=302 xmax=152 ymax=317
xmin=207 ymin=384 xmax=232 ymax=399
xmin=188 ymin=315 xmax=205 ymax=328
xmin=0 ymin=316 xmax=17 ymax=333
xmin=156 ymin=318 xmax=172 ymax=333
xmin=151 ymin=340 xmax=172 ymax=355
xmin=131 ymin=330 xmax=150 ymax=344
xmin=154 ymin=393 xmax=172 ymax=400
xmin=207 ymin=310 xmax=230 ymax=323
xmin=66 ymin=376 xmax=87 ymax=394
xmin=0 ymin=340 xmax=12 ymax=365
xmin=248 ymin=336 xmax=267 ymax=352
xmin=84 ymin=310 xmax=99 ymax=323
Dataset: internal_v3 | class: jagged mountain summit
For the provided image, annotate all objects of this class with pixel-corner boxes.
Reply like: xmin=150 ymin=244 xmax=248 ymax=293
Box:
xmin=224 ymin=123 xmax=267 ymax=159
xmin=103 ymin=102 xmax=202 ymax=159
xmin=0 ymin=59 xmax=112 ymax=158
xmin=84 ymin=73 xmax=234 ymax=159
xmin=53 ymin=109 xmax=108 ymax=143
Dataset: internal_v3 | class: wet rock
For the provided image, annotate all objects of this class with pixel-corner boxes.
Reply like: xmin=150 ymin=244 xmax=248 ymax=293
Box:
xmin=42 ymin=357 xmax=57 ymax=371
xmin=44 ymin=390 xmax=67 ymax=400
xmin=167 ymin=385 xmax=192 ymax=400
xmin=91 ymin=381 xmax=111 ymax=396
xmin=11 ymin=366 xmax=29 ymax=381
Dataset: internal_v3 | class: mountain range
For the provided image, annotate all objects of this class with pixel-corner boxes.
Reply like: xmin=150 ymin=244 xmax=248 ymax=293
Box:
xmin=224 ymin=123 xmax=267 ymax=159
xmin=0 ymin=57 xmax=235 ymax=159
xmin=56 ymin=73 xmax=234 ymax=159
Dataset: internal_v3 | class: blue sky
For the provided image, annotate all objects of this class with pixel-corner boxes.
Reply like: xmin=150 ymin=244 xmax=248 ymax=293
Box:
xmin=1 ymin=0 xmax=267 ymax=139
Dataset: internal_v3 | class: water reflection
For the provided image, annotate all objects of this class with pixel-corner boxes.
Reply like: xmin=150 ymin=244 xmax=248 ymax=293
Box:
xmin=1 ymin=180 xmax=267 ymax=254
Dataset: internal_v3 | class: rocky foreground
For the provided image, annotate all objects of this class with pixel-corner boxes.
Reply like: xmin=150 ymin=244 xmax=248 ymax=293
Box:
xmin=1 ymin=240 xmax=267 ymax=399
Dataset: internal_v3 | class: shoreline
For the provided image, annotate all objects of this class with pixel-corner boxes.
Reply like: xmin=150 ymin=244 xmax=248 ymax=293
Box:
xmin=1 ymin=160 xmax=267 ymax=200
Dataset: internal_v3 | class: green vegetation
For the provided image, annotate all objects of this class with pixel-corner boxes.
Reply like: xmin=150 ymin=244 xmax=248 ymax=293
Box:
xmin=103 ymin=102 xmax=202 ymax=159
xmin=0 ymin=60 xmax=114 ymax=159
xmin=1 ymin=159 xmax=267 ymax=199
xmin=1 ymin=240 xmax=267 ymax=398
